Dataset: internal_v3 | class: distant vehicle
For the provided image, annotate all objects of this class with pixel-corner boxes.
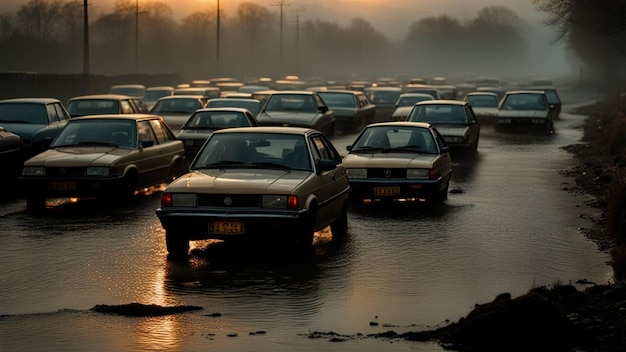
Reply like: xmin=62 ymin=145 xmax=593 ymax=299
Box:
xmin=316 ymin=90 xmax=376 ymax=132
xmin=403 ymin=84 xmax=444 ymax=100
xmin=363 ymin=86 xmax=403 ymax=122
xmin=532 ymin=86 xmax=562 ymax=119
xmin=391 ymin=93 xmax=435 ymax=121
xmin=435 ymin=85 xmax=458 ymax=100
xmin=0 ymin=125 xmax=22 ymax=179
xmin=19 ymin=114 xmax=185 ymax=211
xmin=156 ymin=127 xmax=350 ymax=257
xmin=464 ymin=92 xmax=499 ymax=124
xmin=342 ymin=121 xmax=452 ymax=204
xmin=251 ymin=90 xmax=276 ymax=106
xmin=407 ymin=100 xmax=481 ymax=153
xmin=406 ymin=78 xmax=428 ymax=85
xmin=177 ymin=107 xmax=259 ymax=160
xmin=109 ymin=84 xmax=146 ymax=99
xmin=239 ymin=85 xmax=271 ymax=94
xmin=0 ymin=98 xmax=71 ymax=156
xmin=143 ymin=86 xmax=174 ymax=110
xmin=149 ymin=95 xmax=206 ymax=132
xmin=206 ymin=98 xmax=263 ymax=117
xmin=174 ymin=87 xmax=220 ymax=101
xmin=257 ymin=91 xmax=336 ymax=137
xmin=67 ymin=94 xmax=144 ymax=117
xmin=347 ymin=80 xmax=372 ymax=91
xmin=494 ymin=90 xmax=554 ymax=134
xmin=476 ymin=86 xmax=505 ymax=101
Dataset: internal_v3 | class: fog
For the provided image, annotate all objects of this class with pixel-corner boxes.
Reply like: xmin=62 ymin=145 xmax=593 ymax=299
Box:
xmin=0 ymin=0 xmax=575 ymax=83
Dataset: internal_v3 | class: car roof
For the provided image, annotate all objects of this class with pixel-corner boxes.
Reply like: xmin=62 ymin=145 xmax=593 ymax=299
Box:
xmin=208 ymin=98 xmax=261 ymax=103
xmin=317 ymin=90 xmax=361 ymax=95
xmin=366 ymin=121 xmax=433 ymax=129
xmin=110 ymin=84 xmax=145 ymax=88
xmin=0 ymin=97 xmax=61 ymax=104
xmin=505 ymin=90 xmax=548 ymax=95
xmin=157 ymin=95 xmax=205 ymax=100
xmin=268 ymin=90 xmax=317 ymax=95
xmin=193 ymin=107 xmax=253 ymax=114
xmin=465 ymin=92 xmax=498 ymax=97
xmin=146 ymin=86 xmax=174 ymax=91
xmin=213 ymin=126 xmax=319 ymax=135
xmin=363 ymin=86 xmax=403 ymax=91
xmin=68 ymin=113 xmax=163 ymax=122
xmin=415 ymin=100 xmax=468 ymax=106
xmin=69 ymin=94 xmax=135 ymax=100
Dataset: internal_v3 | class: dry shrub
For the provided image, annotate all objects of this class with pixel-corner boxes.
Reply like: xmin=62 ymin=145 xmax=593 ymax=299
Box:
xmin=604 ymin=111 xmax=626 ymax=156
xmin=612 ymin=242 xmax=626 ymax=281
xmin=607 ymin=170 xmax=626 ymax=243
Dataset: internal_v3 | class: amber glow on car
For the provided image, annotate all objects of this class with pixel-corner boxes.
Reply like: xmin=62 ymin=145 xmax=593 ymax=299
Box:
xmin=161 ymin=192 xmax=172 ymax=207
xmin=288 ymin=195 xmax=299 ymax=209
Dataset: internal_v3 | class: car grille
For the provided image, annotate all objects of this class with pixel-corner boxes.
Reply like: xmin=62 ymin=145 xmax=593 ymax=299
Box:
xmin=197 ymin=194 xmax=261 ymax=207
xmin=367 ymin=168 xmax=406 ymax=178
xmin=45 ymin=167 xmax=88 ymax=177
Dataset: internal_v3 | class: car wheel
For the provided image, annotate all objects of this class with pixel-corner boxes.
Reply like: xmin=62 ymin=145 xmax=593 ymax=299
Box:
xmin=296 ymin=204 xmax=316 ymax=248
xmin=330 ymin=202 xmax=348 ymax=238
xmin=122 ymin=171 xmax=138 ymax=199
xmin=26 ymin=196 xmax=46 ymax=212
xmin=165 ymin=230 xmax=189 ymax=258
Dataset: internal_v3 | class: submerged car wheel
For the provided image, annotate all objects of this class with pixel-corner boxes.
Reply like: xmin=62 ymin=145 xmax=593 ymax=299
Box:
xmin=165 ymin=230 xmax=189 ymax=258
xmin=330 ymin=202 xmax=348 ymax=238
xmin=296 ymin=204 xmax=317 ymax=248
xmin=26 ymin=196 xmax=46 ymax=212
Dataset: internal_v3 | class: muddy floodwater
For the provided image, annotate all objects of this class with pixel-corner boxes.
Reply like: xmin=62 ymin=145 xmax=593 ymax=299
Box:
xmin=0 ymin=89 xmax=614 ymax=351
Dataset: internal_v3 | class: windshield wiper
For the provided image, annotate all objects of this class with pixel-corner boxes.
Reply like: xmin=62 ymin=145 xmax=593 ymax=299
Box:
xmin=193 ymin=160 xmax=246 ymax=169
xmin=351 ymin=146 xmax=385 ymax=153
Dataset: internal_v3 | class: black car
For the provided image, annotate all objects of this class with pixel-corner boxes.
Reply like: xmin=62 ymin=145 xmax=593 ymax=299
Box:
xmin=316 ymin=90 xmax=376 ymax=132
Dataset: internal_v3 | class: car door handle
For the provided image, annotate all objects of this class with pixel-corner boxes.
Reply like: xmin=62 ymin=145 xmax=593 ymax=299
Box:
xmin=331 ymin=174 xmax=336 ymax=181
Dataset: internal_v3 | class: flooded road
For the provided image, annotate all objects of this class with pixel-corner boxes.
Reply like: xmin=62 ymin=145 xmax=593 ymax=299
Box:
xmin=0 ymin=90 xmax=614 ymax=351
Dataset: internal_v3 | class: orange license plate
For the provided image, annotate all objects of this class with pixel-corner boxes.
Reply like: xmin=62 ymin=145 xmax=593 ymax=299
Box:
xmin=48 ymin=181 xmax=77 ymax=191
xmin=373 ymin=186 xmax=400 ymax=196
xmin=209 ymin=220 xmax=245 ymax=235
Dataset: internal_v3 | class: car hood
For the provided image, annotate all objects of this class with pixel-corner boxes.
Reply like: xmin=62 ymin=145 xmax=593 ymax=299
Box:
xmin=257 ymin=111 xmax=319 ymax=125
xmin=343 ymin=152 xmax=436 ymax=168
xmin=497 ymin=109 xmax=549 ymax=118
xmin=1 ymin=122 xmax=46 ymax=138
xmin=24 ymin=146 xmax=131 ymax=167
xmin=430 ymin=125 xmax=469 ymax=137
xmin=392 ymin=106 xmax=412 ymax=118
xmin=166 ymin=169 xmax=310 ymax=194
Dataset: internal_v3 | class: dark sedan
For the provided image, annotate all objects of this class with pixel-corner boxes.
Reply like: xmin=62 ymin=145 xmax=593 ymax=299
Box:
xmin=0 ymin=125 xmax=22 ymax=179
xmin=257 ymin=91 xmax=336 ymax=137
xmin=0 ymin=98 xmax=71 ymax=157
xmin=407 ymin=100 xmax=481 ymax=153
xmin=494 ymin=90 xmax=554 ymax=134
xmin=316 ymin=90 xmax=376 ymax=133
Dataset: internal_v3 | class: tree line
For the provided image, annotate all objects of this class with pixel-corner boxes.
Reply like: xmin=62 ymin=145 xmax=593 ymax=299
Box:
xmin=0 ymin=0 xmax=611 ymax=83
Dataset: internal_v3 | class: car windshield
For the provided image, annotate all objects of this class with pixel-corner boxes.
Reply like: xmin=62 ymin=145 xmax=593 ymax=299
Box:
xmin=317 ymin=93 xmax=356 ymax=108
xmin=67 ymin=99 xmax=122 ymax=116
xmin=206 ymin=100 xmax=262 ymax=116
xmin=143 ymin=90 xmax=172 ymax=101
xmin=500 ymin=94 xmax=547 ymax=110
xmin=151 ymin=99 xmax=200 ymax=113
xmin=109 ymin=87 xmax=144 ymax=97
xmin=466 ymin=95 xmax=498 ymax=108
xmin=183 ymin=111 xmax=251 ymax=130
xmin=543 ymin=90 xmax=561 ymax=104
xmin=264 ymin=94 xmax=318 ymax=112
xmin=396 ymin=95 xmax=434 ymax=107
xmin=364 ymin=90 xmax=401 ymax=104
xmin=192 ymin=133 xmax=312 ymax=171
xmin=408 ymin=105 xmax=468 ymax=124
xmin=0 ymin=103 xmax=48 ymax=124
xmin=51 ymin=119 xmax=137 ymax=148
xmin=351 ymin=126 xmax=437 ymax=154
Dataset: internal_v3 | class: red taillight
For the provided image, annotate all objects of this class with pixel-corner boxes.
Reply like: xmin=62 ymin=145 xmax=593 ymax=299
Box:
xmin=287 ymin=195 xmax=299 ymax=210
xmin=429 ymin=169 xmax=437 ymax=180
xmin=161 ymin=192 xmax=172 ymax=207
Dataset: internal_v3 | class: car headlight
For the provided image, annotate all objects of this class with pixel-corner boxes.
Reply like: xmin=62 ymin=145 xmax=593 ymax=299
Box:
xmin=22 ymin=166 xmax=46 ymax=176
xmin=172 ymin=193 xmax=197 ymax=207
xmin=346 ymin=168 xmax=367 ymax=178
xmin=86 ymin=167 xmax=110 ymax=177
xmin=262 ymin=195 xmax=298 ymax=209
xmin=407 ymin=169 xmax=430 ymax=179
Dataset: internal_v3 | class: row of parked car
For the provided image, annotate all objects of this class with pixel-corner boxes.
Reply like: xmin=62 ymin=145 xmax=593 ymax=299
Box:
xmin=0 ymin=78 xmax=562 ymax=258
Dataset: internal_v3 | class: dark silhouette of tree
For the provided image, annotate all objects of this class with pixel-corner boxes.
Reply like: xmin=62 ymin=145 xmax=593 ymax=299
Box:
xmin=0 ymin=13 xmax=15 ymax=41
xmin=235 ymin=2 xmax=270 ymax=61
xmin=16 ymin=0 xmax=63 ymax=42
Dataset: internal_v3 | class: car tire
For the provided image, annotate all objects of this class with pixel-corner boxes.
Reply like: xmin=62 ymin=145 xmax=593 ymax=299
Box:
xmin=26 ymin=196 xmax=46 ymax=212
xmin=122 ymin=171 xmax=138 ymax=199
xmin=165 ymin=230 xmax=189 ymax=258
xmin=330 ymin=202 xmax=348 ymax=238
xmin=296 ymin=204 xmax=316 ymax=248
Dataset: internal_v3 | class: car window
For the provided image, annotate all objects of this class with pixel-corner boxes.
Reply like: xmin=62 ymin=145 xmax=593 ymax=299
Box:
xmin=0 ymin=103 xmax=48 ymax=124
xmin=120 ymin=100 xmax=134 ymax=114
xmin=53 ymin=103 xmax=70 ymax=120
xmin=46 ymin=104 xmax=60 ymax=123
xmin=150 ymin=119 xmax=171 ymax=143
xmin=318 ymin=93 xmax=356 ymax=108
xmin=138 ymin=120 xmax=156 ymax=144
xmin=311 ymin=135 xmax=342 ymax=164
xmin=408 ymin=105 xmax=467 ymax=124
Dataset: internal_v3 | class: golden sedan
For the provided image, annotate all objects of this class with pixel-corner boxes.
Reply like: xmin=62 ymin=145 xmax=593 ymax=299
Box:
xmin=156 ymin=127 xmax=351 ymax=257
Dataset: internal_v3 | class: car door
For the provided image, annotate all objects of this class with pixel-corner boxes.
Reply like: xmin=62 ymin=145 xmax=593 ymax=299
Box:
xmin=43 ymin=102 xmax=69 ymax=148
xmin=308 ymin=134 xmax=349 ymax=228
xmin=464 ymin=105 xmax=480 ymax=145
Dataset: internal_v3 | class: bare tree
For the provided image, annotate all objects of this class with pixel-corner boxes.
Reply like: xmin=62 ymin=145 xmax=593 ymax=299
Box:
xmin=0 ymin=13 xmax=15 ymax=40
xmin=475 ymin=6 xmax=528 ymax=31
xmin=235 ymin=2 xmax=270 ymax=60
xmin=16 ymin=0 xmax=63 ymax=41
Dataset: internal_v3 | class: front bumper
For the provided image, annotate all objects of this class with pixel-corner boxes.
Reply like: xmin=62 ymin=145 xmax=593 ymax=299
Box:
xmin=156 ymin=207 xmax=311 ymax=241
xmin=19 ymin=176 xmax=127 ymax=198
xmin=348 ymin=178 xmax=443 ymax=202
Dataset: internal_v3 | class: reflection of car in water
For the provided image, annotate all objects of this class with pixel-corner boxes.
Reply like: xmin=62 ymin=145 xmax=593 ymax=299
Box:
xmin=156 ymin=127 xmax=350 ymax=257
xmin=363 ymin=86 xmax=403 ymax=122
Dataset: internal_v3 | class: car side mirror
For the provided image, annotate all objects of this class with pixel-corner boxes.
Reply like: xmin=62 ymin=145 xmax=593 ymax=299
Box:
xmin=140 ymin=139 xmax=154 ymax=148
xmin=319 ymin=106 xmax=329 ymax=113
xmin=346 ymin=145 xmax=353 ymax=151
xmin=317 ymin=159 xmax=336 ymax=173
xmin=442 ymin=146 xmax=450 ymax=153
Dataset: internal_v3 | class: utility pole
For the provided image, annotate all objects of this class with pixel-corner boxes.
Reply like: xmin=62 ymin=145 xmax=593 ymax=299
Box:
xmin=272 ymin=0 xmax=289 ymax=77
xmin=216 ymin=0 xmax=220 ymax=77
xmin=293 ymin=7 xmax=305 ymax=76
xmin=135 ymin=0 xmax=139 ymax=73
xmin=83 ymin=0 xmax=89 ymax=74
